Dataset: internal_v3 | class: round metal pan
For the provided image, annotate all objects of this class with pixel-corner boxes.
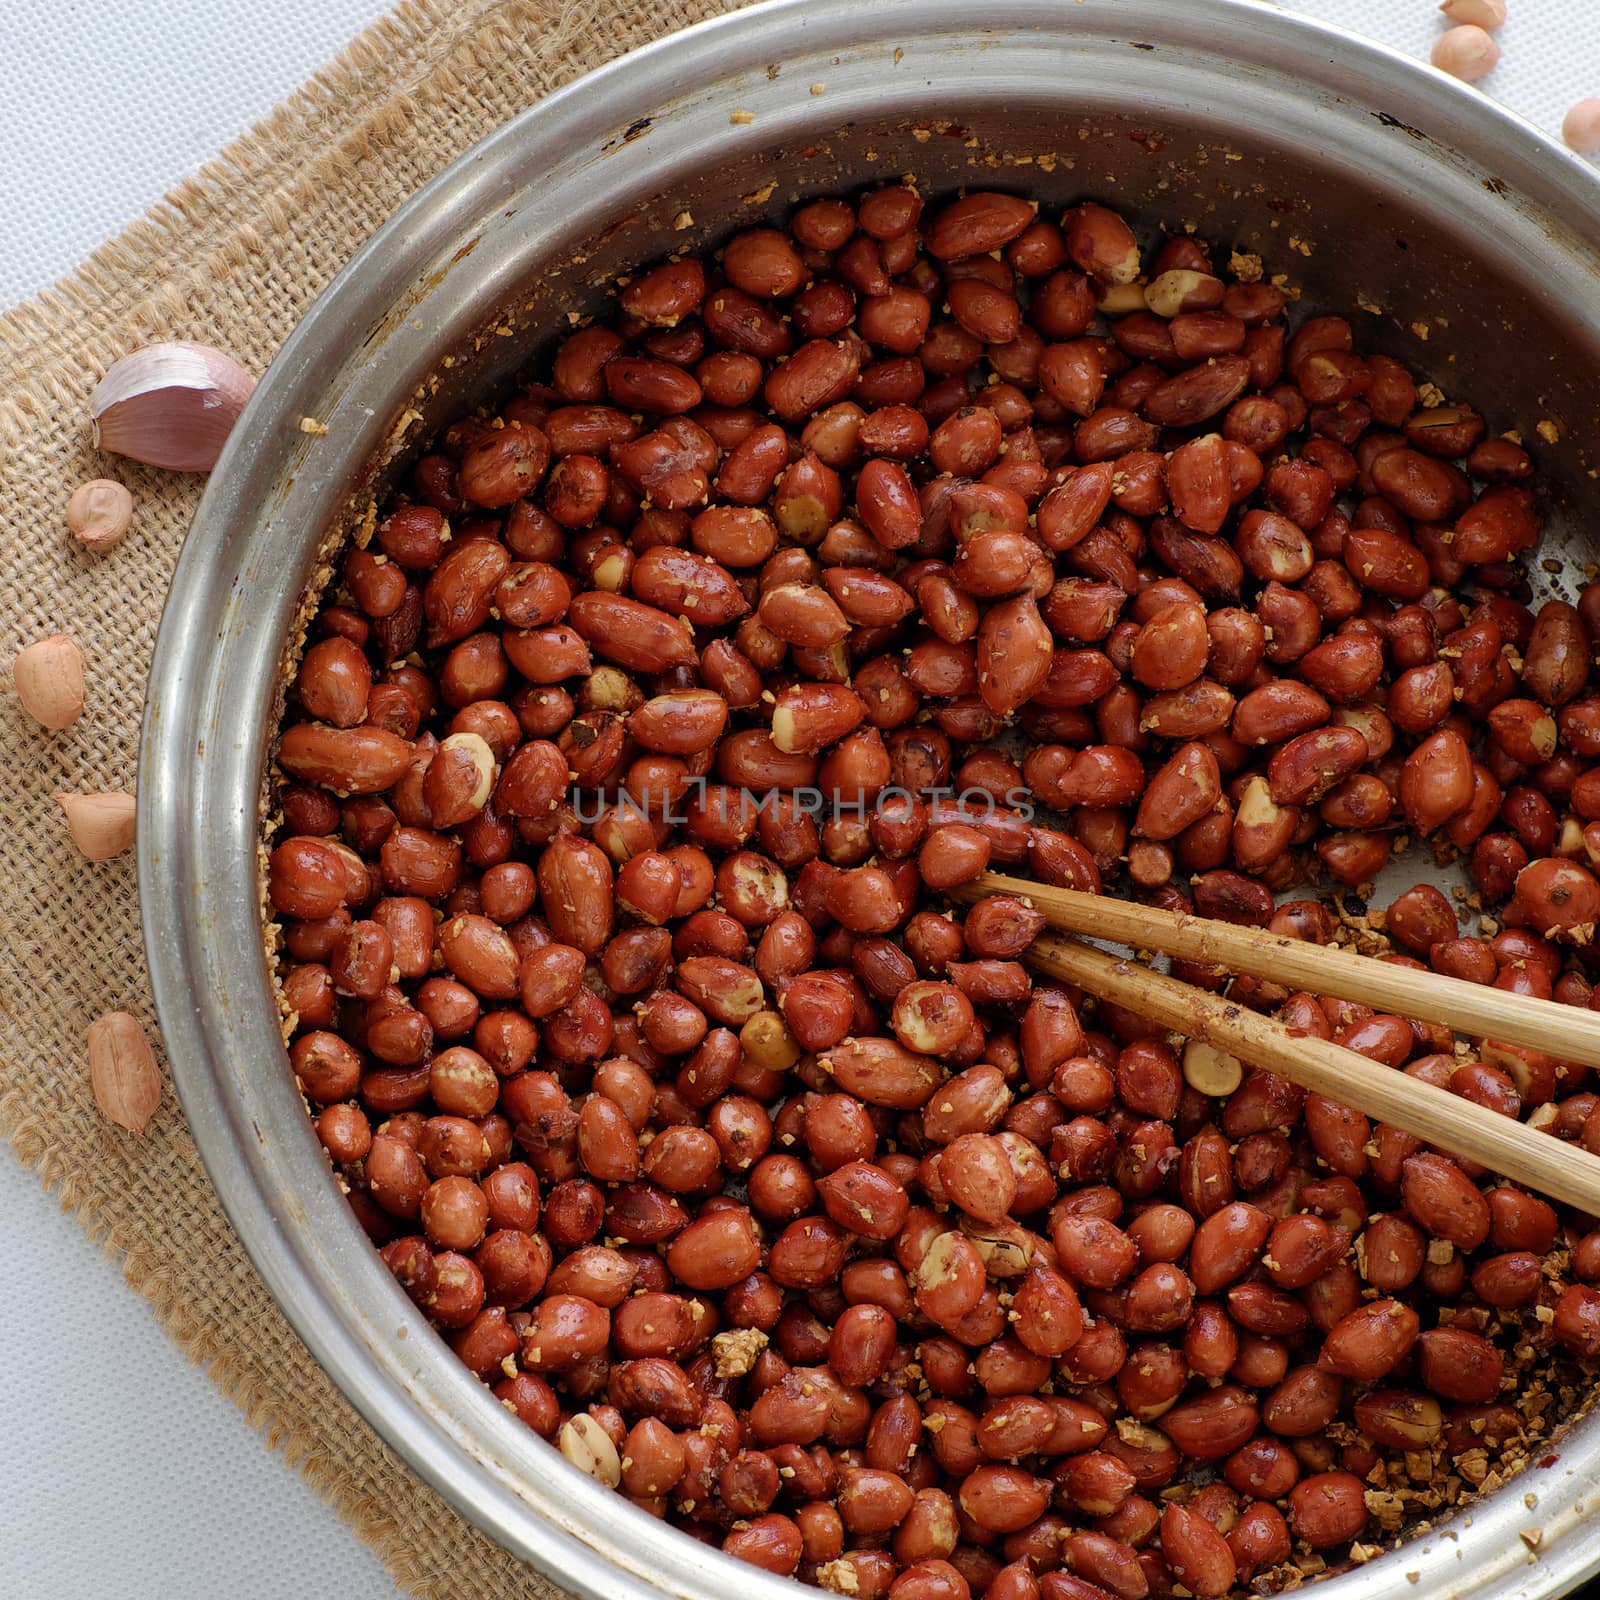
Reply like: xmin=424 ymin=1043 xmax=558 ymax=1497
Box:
xmin=140 ymin=4 xmax=1600 ymax=1597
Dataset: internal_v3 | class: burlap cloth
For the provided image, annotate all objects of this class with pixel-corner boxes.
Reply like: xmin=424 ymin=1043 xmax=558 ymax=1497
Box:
xmin=0 ymin=1 xmax=751 ymax=1592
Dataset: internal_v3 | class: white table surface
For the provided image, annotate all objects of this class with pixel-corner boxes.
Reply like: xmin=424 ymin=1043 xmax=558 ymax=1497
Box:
xmin=1 ymin=1 xmax=1594 ymax=1595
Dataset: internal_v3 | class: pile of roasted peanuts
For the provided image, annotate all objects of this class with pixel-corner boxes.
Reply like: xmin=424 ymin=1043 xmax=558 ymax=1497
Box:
xmin=269 ymin=185 xmax=1600 ymax=1600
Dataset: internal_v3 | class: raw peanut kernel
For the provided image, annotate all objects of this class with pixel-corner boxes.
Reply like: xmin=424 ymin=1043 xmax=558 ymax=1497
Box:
xmin=14 ymin=633 xmax=85 ymax=729
xmin=56 ymin=791 xmax=136 ymax=859
xmin=66 ymin=478 xmax=134 ymax=554
xmin=88 ymin=1011 xmax=161 ymax=1135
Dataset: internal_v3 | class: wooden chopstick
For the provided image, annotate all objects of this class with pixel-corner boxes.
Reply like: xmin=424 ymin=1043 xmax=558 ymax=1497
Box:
xmin=1020 ymin=928 xmax=1600 ymax=1214
xmin=956 ymin=873 xmax=1600 ymax=1071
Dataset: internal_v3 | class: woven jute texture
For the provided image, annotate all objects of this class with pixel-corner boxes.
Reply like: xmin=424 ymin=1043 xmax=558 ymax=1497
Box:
xmin=0 ymin=1 xmax=748 ymax=1593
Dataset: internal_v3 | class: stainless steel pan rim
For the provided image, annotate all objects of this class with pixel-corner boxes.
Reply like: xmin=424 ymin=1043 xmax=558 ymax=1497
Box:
xmin=139 ymin=3 xmax=1600 ymax=1598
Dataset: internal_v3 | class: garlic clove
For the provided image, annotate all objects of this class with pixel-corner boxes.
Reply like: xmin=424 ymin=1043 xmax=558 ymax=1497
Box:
xmin=87 ymin=1011 xmax=162 ymax=1136
xmin=90 ymin=340 xmax=256 ymax=472
xmin=14 ymin=632 xmax=86 ymax=729
xmin=56 ymin=791 xmax=137 ymax=860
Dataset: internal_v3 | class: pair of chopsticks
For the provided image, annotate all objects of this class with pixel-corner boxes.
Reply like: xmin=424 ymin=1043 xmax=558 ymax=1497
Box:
xmin=951 ymin=873 xmax=1600 ymax=1214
